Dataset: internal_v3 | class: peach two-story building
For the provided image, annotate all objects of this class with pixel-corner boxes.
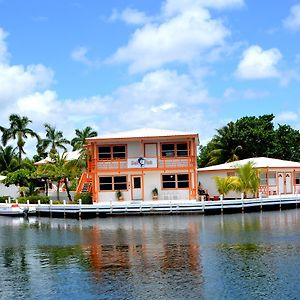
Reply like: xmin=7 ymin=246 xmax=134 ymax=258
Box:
xmin=77 ymin=128 xmax=199 ymax=202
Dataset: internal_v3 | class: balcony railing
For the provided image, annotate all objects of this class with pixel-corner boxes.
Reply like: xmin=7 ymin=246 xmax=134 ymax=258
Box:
xmin=94 ymin=156 xmax=196 ymax=171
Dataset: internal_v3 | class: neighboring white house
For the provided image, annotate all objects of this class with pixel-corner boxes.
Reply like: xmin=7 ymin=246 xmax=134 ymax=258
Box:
xmin=0 ymin=175 xmax=18 ymax=198
xmin=198 ymin=157 xmax=300 ymax=198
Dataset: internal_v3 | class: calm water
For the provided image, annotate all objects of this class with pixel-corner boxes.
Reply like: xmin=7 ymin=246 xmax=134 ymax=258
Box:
xmin=1 ymin=210 xmax=300 ymax=300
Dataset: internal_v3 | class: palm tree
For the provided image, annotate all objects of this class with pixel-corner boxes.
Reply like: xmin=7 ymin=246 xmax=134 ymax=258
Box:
xmin=214 ymin=176 xmax=240 ymax=196
xmin=0 ymin=145 xmax=18 ymax=174
xmin=208 ymin=122 xmax=243 ymax=166
xmin=71 ymin=126 xmax=97 ymax=151
xmin=0 ymin=114 xmax=39 ymax=166
xmin=40 ymin=123 xmax=70 ymax=155
xmin=37 ymin=152 xmax=82 ymax=201
xmin=235 ymin=162 xmax=260 ymax=198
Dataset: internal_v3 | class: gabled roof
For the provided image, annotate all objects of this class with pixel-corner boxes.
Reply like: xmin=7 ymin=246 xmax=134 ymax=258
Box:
xmin=198 ymin=157 xmax=300 ymax=172
xmin=34 ymin=151 xmax=81 ymax=166
xmin=86 ymin=128 xmax=199 ymax=141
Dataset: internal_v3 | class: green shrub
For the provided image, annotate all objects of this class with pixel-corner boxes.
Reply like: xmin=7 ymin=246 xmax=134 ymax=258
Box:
xmin=52 ymin=200 xmax=64 ymax=204
xmin=17 ymin=195 xmax=50 ymax=204
xmin=74 ymin=192 xmax=93 ymax=204
xmin=0 ymin=196 xmax=10 ymax=203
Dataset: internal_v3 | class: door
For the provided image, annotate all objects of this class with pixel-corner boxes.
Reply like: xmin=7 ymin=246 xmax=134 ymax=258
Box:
xmin=278 ymin=173 xmax=284 ymax=194
xmin=131 ymin=176 xmax=143 ymax=200
xmin=285 ymin=173 xmax=292 ymax=193
xmin=144 ymin=143 xmax=157 ymax=158
xmin=278 ymin=172 xmax=293 ymax=194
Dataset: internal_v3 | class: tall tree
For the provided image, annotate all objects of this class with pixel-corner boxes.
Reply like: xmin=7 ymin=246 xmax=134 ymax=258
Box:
xmin=71 ymin=126 xmax=97 ymax=151
xmin=0 ymin=114 xmax=39 ymax=166
xmin=0 ymin=145 xmax=18 ymax=174
xmin=271 ymin=125 xmax=300 ymax=161
xmin=40 ymin=123 xmax=70 ymax=155
xmin=198 ymin=114 xmax=276 ymax=167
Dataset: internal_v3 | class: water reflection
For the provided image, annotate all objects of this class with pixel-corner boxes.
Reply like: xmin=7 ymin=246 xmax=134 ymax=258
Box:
xmin=0 ymin=210 xmax=300 ymax=299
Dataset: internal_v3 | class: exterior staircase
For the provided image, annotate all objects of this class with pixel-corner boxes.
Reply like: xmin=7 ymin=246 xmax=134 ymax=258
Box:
xmin=76 ymin=172 xmax=92 ymax=193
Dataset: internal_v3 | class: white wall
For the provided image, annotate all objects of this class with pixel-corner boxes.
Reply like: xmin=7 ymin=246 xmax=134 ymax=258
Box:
xmin=98 ymin=171 xmax=191 ymax=202
xmin=0 ymin=183 xmax=18 ymax=198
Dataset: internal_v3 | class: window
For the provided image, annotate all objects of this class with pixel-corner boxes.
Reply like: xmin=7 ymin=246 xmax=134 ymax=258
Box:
xmin=177 ymin=174 xmax=189 ymax=188
xmin=99 ymin=177 xmax=112 ymax=190
xmin=99 ymin=176 xmax=127 ymax=191
xmin=295 ymin=172 xmax=300 ymax=185
xmin=177 ymin=143 xmax=188 ymax=157
xmin=162 ymin=174 xmax=176 ymax=188
xmin=113 ymin=146 xmax=126 ymax=159
xmin=162 ymin=144 xmax=175 ymax=157
xmin=114 ymin=176 xmax=127 ymax=190
xmin=227 ymin=171 xmax=235 ymax=177
xmin=162 ymin=174 xmax=189 ymax=189
xmin=269 ymin=172 xmax=276 ymax=186
xmin=161 ymin=143 xmax=188 ymax=158
xmin=260 ymin=172 xmax=267 ymax=185
xmin=98 ymin=145 xmax=126 ymax=160
xmin=98 ymin=146 xmax=111 ymax=159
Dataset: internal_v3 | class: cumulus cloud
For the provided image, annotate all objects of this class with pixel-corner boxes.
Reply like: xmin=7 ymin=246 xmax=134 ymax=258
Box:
xmin=162 ymin=0 xmax=244 ymax=16
xmin=109 ymin=8 xmax=153 ymax=25
xmin=283 ymin=4 xmax=300 ymax=31
xmin=235 ymin=45 xmax=282 ymax=79
xmin=110 ymin=8 xmax=230 ymax=73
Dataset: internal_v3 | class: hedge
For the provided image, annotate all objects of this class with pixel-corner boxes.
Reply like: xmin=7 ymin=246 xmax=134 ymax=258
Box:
xmin=0 ymin=196 xmax=10 ymax=203
xmin=74 ymin=192 xmax=93 ymax=204
xmin=17 ymin=196 xmax=50 ymax=204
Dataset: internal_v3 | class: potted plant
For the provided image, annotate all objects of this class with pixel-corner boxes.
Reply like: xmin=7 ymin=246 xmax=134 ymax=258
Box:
xmin=116 ymin=190 xmax=123 ymax=201
xmin=152 ymin=188 xmax=158 ymax=200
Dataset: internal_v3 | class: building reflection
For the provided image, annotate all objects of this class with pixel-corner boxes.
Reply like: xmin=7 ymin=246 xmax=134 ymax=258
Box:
xmin=82 ymin=218 xmax=202 ymax=277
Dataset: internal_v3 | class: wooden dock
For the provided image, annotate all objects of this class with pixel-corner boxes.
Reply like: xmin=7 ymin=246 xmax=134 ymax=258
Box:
xmin=18 ymin=195 xmax=300 ymax=218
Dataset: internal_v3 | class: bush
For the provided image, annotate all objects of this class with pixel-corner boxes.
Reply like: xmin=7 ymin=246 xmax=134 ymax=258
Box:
xmin=17 ymin=195 xmax=50 ymax=204
xmin=0 ymin=196 xmax=10 ymax=203
xmin=74 ymin=192 xmax=93 ymax=204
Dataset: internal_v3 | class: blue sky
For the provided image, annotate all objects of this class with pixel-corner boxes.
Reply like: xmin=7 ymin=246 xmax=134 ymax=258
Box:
xmin=0 ymin=0 xmax=299 ymax=154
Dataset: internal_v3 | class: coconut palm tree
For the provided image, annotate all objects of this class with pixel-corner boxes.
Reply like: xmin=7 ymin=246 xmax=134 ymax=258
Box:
xmin=207 ymin=122 xmax=243 ymax=166
xmin=71 ymin=126 xmax=97 ymax=151
xmin=0 ymin=145 xmax=18 ymax=174
xmin=0 ymin=114 xmax=39 ymax=166
xmin=235 ymin=162 xmax=260 ymax=198
xmin=40 ymin=123 xmax=70 ymax=155
xmin=37 ymin=152 xmax=82 ymax=201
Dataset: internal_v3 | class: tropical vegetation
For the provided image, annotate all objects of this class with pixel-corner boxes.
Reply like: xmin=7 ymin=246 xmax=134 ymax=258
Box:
xmin=214 ymin=162 xmax=260 ymax=198
xmin=198 ymin=114 xmax=300 ymax=167
xmin=0 ymin=113 xmax=97 ymax=201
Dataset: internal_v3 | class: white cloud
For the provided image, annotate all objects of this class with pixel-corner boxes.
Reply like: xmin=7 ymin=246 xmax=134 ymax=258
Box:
xmin=283 ymin=4 xmax=300 ymax=31
xmin=275 ymin=111 xmax=298 ymax=122
xmin=16 ymin=90 xmax=58 ymax=119
xmin=114 ymin=69 xmax=210 ymax=105
xmin=71 ymin=46 xmax=101 ymax=67
xmin=162 ymin=0 xmax=244 ymax=16
xmin=235 ymin=45 xmax=282 ymax=79
xmin=109 ymin=8 xmax=153 ymax=25
xmin=0 ymin=64 xmax=54 ymax=104
xmin=110 ymin=8 xmax=229 ymax=73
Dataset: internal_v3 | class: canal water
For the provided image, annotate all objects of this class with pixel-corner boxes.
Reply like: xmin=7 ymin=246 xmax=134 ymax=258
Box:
xmin=1 ymin=210 xmax=300 ymax=300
